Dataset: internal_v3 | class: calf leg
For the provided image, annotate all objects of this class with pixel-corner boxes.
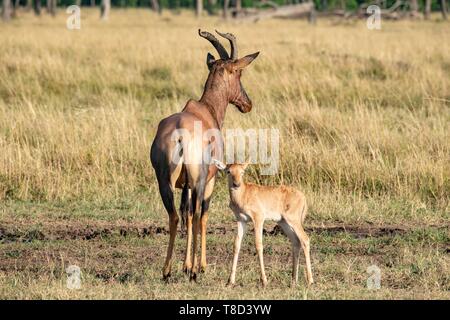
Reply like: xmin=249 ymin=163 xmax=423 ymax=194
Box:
xmin=254 ymin=219 xmax=268 ymax=287
xmin=228 ymin=220 xmax=247 ymax=286
xmin=290 ymin=222 xmax=313 ymax=285
xmin=291 ymin=242 xmax=301 ymax=287
xmin=278 ymin=221 xmax=301 ymax=286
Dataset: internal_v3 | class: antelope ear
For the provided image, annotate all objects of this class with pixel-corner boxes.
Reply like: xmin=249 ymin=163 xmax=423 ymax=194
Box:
xmin=212 ymin=159 xmax=227 ymax=171
xmin=233 ymin=52 xmax=260 ymax=70
xmin=206 ymin=52 xmax=216 ymax=70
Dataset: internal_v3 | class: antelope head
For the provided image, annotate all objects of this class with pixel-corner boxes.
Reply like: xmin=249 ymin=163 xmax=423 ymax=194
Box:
xmin=199 ymin=29 xmax=259 ymax=113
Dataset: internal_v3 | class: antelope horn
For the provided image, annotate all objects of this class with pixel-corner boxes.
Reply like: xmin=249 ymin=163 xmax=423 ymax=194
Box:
xmin=198 ymin=29 xmax=229 ymax=60
xmin=215 ymin=30 xmax=237 ymax=61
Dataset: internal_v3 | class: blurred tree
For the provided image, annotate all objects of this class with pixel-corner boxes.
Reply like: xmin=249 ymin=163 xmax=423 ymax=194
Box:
xmin=235 ymin=0 xmax=241 ymax=11
xmin=101 ymin=0 xmax=110 ymax=18
xmin=410 ymin=0 xmax=419 ymax=17
xmin=11 ymin=0 xmax=19 ymax=18
xmin=150 ymin=0 xmax=161 ymax=13
xmin=2 ymin=0 xmax=12 ymax=21
xmin=47 ymin=0 xmax=56 ymax=15
xmin=440 ymin=0 xmax=448 ymax=19
xmin=206 ymin=0 xmax=216 ymax=14
xmin=196 ymin=0 xmax=202 ymax=15
xmin=424 ymin=0 xmax=431 ymax=19
xmin=223 ymin=0 xmax=230 ymax=18
xmin=34 ymin=0 xmax=41 ymax=15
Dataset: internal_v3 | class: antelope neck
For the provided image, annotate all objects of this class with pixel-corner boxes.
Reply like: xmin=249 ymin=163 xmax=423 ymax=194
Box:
xmin=199 ymin=86 xmax=229 ymax=129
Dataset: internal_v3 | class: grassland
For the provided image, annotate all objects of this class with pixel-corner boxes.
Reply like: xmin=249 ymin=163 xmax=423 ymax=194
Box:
xmin=0 ymin=9 xmax=449 ymax=299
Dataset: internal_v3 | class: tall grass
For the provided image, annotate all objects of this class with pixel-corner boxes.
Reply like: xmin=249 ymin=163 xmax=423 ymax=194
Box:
xmin=0 ymin=9 xmax=448 ymax=215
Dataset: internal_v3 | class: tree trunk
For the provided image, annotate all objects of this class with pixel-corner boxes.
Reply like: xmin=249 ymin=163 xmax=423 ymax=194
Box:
xmin=150 ymin=0 xmax=161 ymax=14
xmin=206 ymin=0 xmax=216 ymax=15
xmin=196 ymin=0 xmax=203 ymax=16
xmin=2 ymin=0 xmax=12 ymax=21
xmin=441 ymin=0 xmax=448 ymax=19
xmin=12 ymin=0 xmax=20 ymax=18
xmin=47 ymin=0 xmax=56 ymax=16
xmin=26 ymin=0 xmax=32 ymax=11
xmin=424 ymin=0 xmax=431 ymax=19
xmin=235 ymin=0 xmax=241 ymax=11
xmin=223 ymin=0 xmax=229 ymax=19
xmin=410 ymin=0 xmax=419 ymax=17
xmin=308 ymin=5 xmax=316 ymax=24
xmin=91 ymin=0 xmax=95 ymax=6
xmin=76 ymin=0 xmax=81 ymax=6
xmin=100 ymin=0 xmax=110 ymax=19
xmin=34 ymin=0 xmax=41 ymax=15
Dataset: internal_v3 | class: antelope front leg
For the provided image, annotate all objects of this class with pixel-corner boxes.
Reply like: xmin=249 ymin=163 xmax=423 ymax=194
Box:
xmin=228 ymin=220 xmax=247 ymax=286
xmin=163 ymin=212 xmax=179 ymax=280
xmin=200 ymin=210 xmax=208 ymax=273
xmin=254 ymin=219 xmax=267 ymax=287
xmin=190 ymin=212 xmax=201 ymax=281
xmin=183 ymin=213 xmax=193 ymax=274
xmin=200 ymin=178 xmax=215 ymax=273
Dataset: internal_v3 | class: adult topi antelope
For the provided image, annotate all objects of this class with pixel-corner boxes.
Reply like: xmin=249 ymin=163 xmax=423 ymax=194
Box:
xmin=213 ymin=160 xmax=314 ymax=287
xmin=150 ymin=30 xmax=259 ymax=281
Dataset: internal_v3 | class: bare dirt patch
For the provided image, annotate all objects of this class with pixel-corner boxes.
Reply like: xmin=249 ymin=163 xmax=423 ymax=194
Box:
xmin=2 ymin=218 xmax=446 ymax=243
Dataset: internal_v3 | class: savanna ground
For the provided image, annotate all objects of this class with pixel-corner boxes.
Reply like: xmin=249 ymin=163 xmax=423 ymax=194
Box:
xmin=0 ymin=9 xmax=449 ymax=299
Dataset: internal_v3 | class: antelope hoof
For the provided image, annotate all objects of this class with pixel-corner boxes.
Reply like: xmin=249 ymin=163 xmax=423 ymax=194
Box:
xmin=183 ymin=264 xmax=192 ymax=275
xmin=305 ymin=270 xmax=314 ymax=286
xmin=190 ymin=272 xmax=198 ymax=282
xmin=200 ymin=265 xmax=207 ymax=273
xmin=227 ymin=279 xmax=235 ymax=287
xmin=162 ymin=272 xmax=171 ymax=282
xmin=260 ymin=278 xmax=268 ymax=288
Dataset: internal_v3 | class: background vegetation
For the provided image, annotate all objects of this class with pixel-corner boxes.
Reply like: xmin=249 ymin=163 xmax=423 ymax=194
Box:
xmin=5 ymin=0 xmax=450 ymax=10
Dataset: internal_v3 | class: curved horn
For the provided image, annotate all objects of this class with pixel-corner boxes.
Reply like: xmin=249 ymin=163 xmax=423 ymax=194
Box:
xmin=215 ymin=30 xmax=237 ymax=60
xmin=198 ymin=29 xmax=229 ymax=60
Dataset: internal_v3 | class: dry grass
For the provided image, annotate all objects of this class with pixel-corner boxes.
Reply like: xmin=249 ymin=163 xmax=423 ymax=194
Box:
xmin=0 ymin=9 xmax=449 ymax=299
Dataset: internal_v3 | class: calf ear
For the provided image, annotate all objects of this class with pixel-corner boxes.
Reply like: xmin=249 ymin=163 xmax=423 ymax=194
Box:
xmin=206 ymin=52 xmax=216 ymax=70
xmin=212 ymin=159 xmax=227 ymax=171
xmin=242 ymin=162 xmax=249 ymax=170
